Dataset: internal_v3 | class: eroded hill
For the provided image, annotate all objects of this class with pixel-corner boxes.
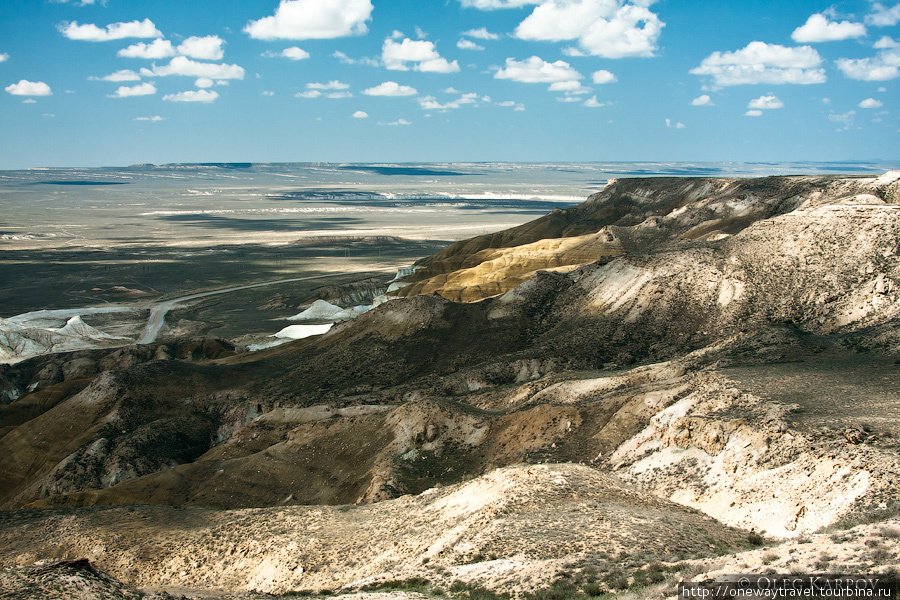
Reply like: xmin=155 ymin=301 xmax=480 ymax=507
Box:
xmin=1 ymin=173 xmax=899 ymax=598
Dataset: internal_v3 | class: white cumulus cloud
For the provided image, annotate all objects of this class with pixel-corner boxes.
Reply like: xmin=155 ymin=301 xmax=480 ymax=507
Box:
xmin=296 ymin=81 xmax=352 ymax=98
xmin=514 ymin=0 xmax=665 ymax=59
xmin=792 ymin=13 xmax=866 ymax=43
xmin=828 ymin=110 xmax=856 ymax=126
xmin=382 ymin=38 xmax=460 ymax=72
xmin=195 ymin=78 xmax=214 ymax=88
xmin=363 ymin=81 xmax=418 ymax=96
xmin=496 ymin=100 xmax=526 ymax=110
xmin=162 ymin=89 xmax=219 ymax=103
xmin=118 ymin=39 xmax=176 ymax=59
xmin=177 ymin=36 xmax=226 ymax=60
xmin=0 ymin=53 xmax=8 ymax=63
xmin=462 ymin=27 xmax=500 ymax=40
xmin=549 ymin=80 xmax=592 ymax=96
xmin=134 ymin=116 xmax=166 ymax=121
xmin=308 ymin=80 xmax=350 ymax=90
xmin=331 ymin=50 xmax=380 ymax=66
xmin=859 ymin=97 xmax=884 ymax=108
xmin=460 ymin=0 xmax=540 ymax=8
xmin=458 ymin=39 xmax=485 ymax=50
xmin=284 ymin=46 xmax=311 ymax=60
xmin=419 ymin=91 xmax=480 ymax=110
xmin=748 ymin=94 xmax=783 ymax=109
xmin=142 ymin=56 xmax=245 ymax=79
xmin=5 ymin=80 xmax=52 ymax=96
xmin=382 ymin=118 xmax=412 ymax=125
xmin=665 ymin=118 xmax=686 ymax=128
xmin=59 ymin=18 xmax=162 ymax=41
xmin=90 ymin=70 xmax=142 ymax=82
xmin=108 ymin=82 xmax=157 ymax=98
xmin=265 ymin=47 xmax=310 ymax=60
xmin=493 ymin=55 xmax=583 ymax=83
xmin=691 ymin=94 xmax=713 ymax=106
xmin=583 ymin=96 xmax=607 ymax=107
xmin=867 ymin=2 xmax=900 ymax=27
xmin=352 ymin=110 xmax=369 ymax=118
xmin=836 ymin=46 xmax=900 ymax=81
xmin=244 ymin=0 xmax=373 ymax=40
xmin=591 ymin=69 xmax=617 ymax=84
xmin=744 ymin=109 xmax=763 ymax=117
xmin=691 ymin=41 xmax=826 ymax=87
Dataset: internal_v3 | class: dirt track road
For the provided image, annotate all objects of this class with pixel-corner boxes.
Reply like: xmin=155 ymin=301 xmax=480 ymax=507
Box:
xmin=137 ymin=268 xmax=398 ymax=344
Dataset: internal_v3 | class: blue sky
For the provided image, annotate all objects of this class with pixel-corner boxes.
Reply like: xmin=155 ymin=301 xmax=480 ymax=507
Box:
xmin=0 ymin=0 xmax=898 ymax=168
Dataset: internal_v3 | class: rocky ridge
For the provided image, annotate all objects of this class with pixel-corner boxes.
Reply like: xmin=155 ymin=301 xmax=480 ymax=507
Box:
xmin=0 ymin=173 xmax=899 ymax=598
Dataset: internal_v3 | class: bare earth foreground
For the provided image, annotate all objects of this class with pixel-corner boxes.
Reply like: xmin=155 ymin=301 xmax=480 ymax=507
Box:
xmin=1 ymin=174 xmax=900 ymax=599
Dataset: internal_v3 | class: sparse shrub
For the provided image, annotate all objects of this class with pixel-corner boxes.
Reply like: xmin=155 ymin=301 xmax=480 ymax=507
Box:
xmin=823 ymin=502 xmax=900 ymax=532
xmin=448 ymin=580 xmax=511 ymax=600
xmin=761 ymin=552 xmax=778 ymax=565
xmin=871 ymin=547 xmax=892 ymax=562
xmin=532 ymin=581 xmax=579 ymax=600
xmin=747 ymin=532 xmax=764 ymax=546
xmin=646 ymin=562 xmax=664 ymax=574
xmin=468 ymin=585 xmax=511 ymax=600
xmin=814 ymin=552 xmax=835 ymax=572
xmin=668 ymin=561 xmax=689 ymax=574
xmin=450 ymin=581 xmax=467 ymax=593
xmin=582 ymin=582 xmax=605 ymax=597
xmin=602 ymin=568 xmax=629 ymax=591
xmin=880 ymin=526 xmax=900 ymax=539
xmin=359 ymin=577 xmax=432 ymax=594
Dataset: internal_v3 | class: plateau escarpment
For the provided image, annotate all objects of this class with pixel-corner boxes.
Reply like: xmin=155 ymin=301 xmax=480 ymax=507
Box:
xmin=390 ymin=174 xmax=900 ymax=303
xmin=1 ymin=173 xmax=899 ymax=598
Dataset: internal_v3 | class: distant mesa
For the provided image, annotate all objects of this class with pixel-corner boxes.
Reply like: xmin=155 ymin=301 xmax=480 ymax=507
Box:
xmin=33 ymin=180 xmax=129 ymax=186
xmin=163 ymin=162 xmax=254 ymax=169
xmin=338 ymin=164 xmax=476 ymax=177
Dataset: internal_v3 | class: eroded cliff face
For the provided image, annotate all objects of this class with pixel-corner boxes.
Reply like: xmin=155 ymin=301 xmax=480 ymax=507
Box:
xmin=1 ymin=174 xmax=899 ymax=597
xmin=390 ymin=174 xmax=900 ymax=303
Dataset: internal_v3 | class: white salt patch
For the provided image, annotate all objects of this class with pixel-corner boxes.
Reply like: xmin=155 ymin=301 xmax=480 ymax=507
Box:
xmin=273 ymin=323 xmax=333 ymax=339
xmin=54 ymin=315 xmax=125 ymax=339
xmin=247 ymin=339 xmax=291 ymax=352
xmin=7 ymin=306 xmax=137 ymax=328
xmin=287 ymin=300 xmax=343 ymax=321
